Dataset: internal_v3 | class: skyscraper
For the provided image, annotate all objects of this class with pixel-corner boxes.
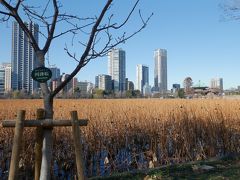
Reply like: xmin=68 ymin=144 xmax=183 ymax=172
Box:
xmin=154 ymin=49 xmax=167 ymax=93
xmin=136 ymin=64 xmax=149 ymax=92
xmin=108 ymin=48 xmax=126 ymax=92
xmin=12 ymin=21 xmax=39 ymax=93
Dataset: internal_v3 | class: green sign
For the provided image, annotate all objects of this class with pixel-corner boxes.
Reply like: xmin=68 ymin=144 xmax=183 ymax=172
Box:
xmin=31 ymin=67 xmax=52 ymax=83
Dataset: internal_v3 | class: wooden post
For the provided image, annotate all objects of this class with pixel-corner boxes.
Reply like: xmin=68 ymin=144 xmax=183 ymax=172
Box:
xmin=34 ymin=109 xmax=45 ymax=180
xmin=71 ymin=111 xmax=85 ymax=180
xmin=8 ymin=110 xmax=25 ymax=180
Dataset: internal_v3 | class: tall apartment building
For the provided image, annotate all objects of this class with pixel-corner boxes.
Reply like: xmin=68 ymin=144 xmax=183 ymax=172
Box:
xmin=108 ymin=48 xmax=126 ymax=92
xmin=0 ymin=67 xmax=4 ymax=95
xmin=49 ymin=66 xmax=60 ymax=81
xmin=12 ymin=21 xmax=39 ymax=93
xmin=136 ymin=64 xmax=149 ymax=92
xmin=154 ymin=49 xmax=167 ymax=93
xmin=4 ymin=64 xmax=12 ymax=92
xmin=210 ymin=78 xmax=223 ymax=92
xmin=95 ymin=74 xmax=112 ymax=92
xmin=0 ymin=63 xmax=11 ymax=93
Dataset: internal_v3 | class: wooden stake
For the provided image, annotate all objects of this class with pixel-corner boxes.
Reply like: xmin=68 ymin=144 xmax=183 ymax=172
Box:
xmin=8 ymin=110 xmax=25 ymax=180
xmin=34 ymin=109 xmax=45 ymax=180
xmin=71 ymin=111 xmax=85 ymax=180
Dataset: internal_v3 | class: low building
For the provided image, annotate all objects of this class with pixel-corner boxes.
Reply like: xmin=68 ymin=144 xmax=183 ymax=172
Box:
xmin=51 ymin=78 xmax=60 ymax=92
xmin=143 ymin=83 xmax=151 ymax=96
xmin=95 ymin=74 xmax=112 ymax=92
xmin=210 ymin=78 xmax=223 ymax=92
xmin=127 ymin=81 xmax=134 ymax=91
xmin=78 ymin=81 xmax=88 ymax=96
xmin=172 ymin=84 xmax=180 ymax=93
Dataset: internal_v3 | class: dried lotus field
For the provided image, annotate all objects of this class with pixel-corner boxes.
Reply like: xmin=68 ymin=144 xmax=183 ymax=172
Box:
xmin=1 ymin=99 xmax=240 ymax=178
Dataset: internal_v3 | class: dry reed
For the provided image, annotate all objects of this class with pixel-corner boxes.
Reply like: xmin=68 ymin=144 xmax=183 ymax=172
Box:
xmin=0 ymin=99 xmax=240 ymax=177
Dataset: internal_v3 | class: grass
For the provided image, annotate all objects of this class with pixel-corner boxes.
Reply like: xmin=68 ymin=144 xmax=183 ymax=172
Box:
xmin=91 ymin=156 xmax=240 ymax=180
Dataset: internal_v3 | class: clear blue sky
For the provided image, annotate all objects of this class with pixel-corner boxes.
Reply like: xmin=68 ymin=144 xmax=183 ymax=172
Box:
xmin=1 ymin=0 xmax=240 ymax=90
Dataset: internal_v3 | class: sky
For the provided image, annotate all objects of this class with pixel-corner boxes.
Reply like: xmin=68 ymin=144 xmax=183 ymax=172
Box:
xmin=1 ymin=0 xmax=240 ymax=90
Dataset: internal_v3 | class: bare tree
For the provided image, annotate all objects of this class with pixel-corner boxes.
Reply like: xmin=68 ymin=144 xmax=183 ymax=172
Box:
xmin=0 ymin=0 xmax=152 ymax=178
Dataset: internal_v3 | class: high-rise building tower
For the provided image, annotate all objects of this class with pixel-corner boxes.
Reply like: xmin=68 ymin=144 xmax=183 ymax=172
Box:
xmin=154 ymin=49 xmax=167 ymax=93
xmin=11 ymin=21 xmax=39 ymax=93
xmin=108 ymin=48 xmax=126 ymax=92
xmin=136 ymin=64 xmax=149 ymax=92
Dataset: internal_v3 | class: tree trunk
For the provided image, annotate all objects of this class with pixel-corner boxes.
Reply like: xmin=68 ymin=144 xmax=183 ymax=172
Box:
xmin=36 ymin=51 xmax=54 ymax=180
xmin=40 ymin=95 xmax=53 ymax=180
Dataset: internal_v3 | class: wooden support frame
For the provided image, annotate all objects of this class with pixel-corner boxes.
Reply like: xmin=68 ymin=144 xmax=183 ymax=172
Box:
xmin=2 ymin=119 xmax=88 ymax=127
xmin=1 ymin=109 xmax=88 ymax=180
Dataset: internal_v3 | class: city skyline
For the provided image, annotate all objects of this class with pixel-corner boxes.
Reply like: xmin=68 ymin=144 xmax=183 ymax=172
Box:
xmin=1 ymin=0 xmax=240 ymax=89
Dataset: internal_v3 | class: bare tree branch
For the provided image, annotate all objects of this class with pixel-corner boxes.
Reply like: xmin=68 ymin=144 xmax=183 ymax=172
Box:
xmin=41 ymin=0 xmax=51 ymax=17
xmin=1 ymin=0 xmax=40 ymax=52
xmin=1 ymin=0 xmax=152 ymax=99
xmin=0 ymin=10 xmax=11 ymax=16
xmin=64 ymin=45 xmax=80 ymax=63
xmin=53 ymin=21 xmax=95 ymax=39
xmin=65 ymin=5 xmax=153 ymax=68
xmin=97 ymin=0 xmax=140 ymax=31
xmin=43 ymin=0 xmax=58 ymax=53
xmin=21 ymin=4 xmax=49 ymax=26
xmin=15 ymin=0 xmax=22 ymax=11
xmin=51 ymin=0 xmax=114 ymax=98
